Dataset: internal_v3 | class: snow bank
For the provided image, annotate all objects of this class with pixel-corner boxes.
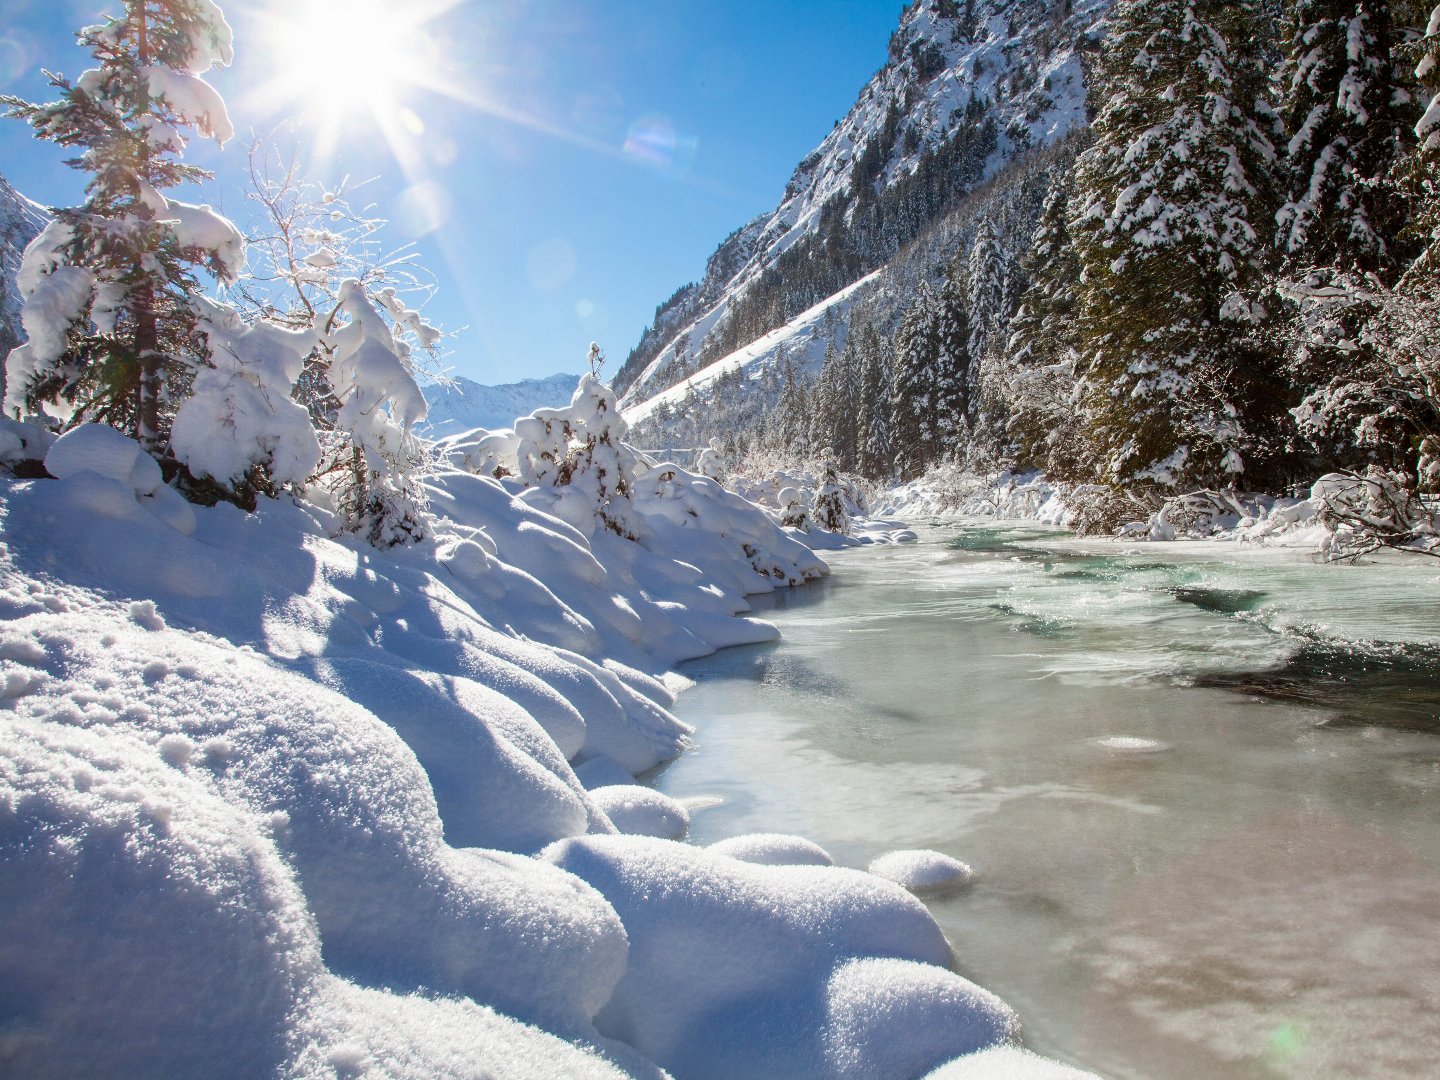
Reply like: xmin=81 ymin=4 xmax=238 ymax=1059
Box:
xmin=2 ymin=412 xmax=1095 ymax=1077
xmin=590 ymin=784 xmax=691 ymax=840
xmin=545 ymin=834 xmax=1020 ymax=1080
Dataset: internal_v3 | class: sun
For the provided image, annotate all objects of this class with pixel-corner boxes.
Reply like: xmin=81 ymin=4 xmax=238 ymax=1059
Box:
xmin=251 ymin=0 xmax=460 ymax=154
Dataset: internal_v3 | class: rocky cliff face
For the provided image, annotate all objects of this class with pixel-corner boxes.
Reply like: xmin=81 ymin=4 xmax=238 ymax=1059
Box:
xmin=615 ymin=0 xmax=1109 ymax=411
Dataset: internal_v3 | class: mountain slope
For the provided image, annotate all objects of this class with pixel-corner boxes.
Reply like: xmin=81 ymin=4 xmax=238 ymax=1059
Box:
xmin=420 ymin=372 xmax=578 ymax=437
xmin=615 ymin=0 xmax=1109 ymax=410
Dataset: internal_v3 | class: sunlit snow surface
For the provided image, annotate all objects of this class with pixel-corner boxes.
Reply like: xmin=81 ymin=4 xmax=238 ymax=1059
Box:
xmin=657 ymin=521 xmax=1440 ymax=1080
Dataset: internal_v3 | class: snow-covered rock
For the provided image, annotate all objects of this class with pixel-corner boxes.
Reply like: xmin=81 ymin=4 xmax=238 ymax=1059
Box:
xmin=868 ymin=849 xmax=976 ymax=895
xmin=544 ymin=834 xmax=1019 ymax=1080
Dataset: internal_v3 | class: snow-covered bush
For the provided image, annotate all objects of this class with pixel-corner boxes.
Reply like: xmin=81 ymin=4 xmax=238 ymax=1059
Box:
xmin=1311 ymin=467 xmax=1440 ymax=559
xmin=514 ymin=371 xmax=642 ymax=540
xmin=233 ymin=143 xmax=442 ymax=543
xmin=169 ymin=297 xmax=322 ymax=499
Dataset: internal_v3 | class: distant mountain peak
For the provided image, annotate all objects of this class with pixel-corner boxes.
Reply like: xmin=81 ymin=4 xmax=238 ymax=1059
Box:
xmin=420 ymin=372 xmax=579 ymax=438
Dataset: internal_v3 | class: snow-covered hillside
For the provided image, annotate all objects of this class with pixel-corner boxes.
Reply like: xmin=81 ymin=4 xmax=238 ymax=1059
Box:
xmin=0 ymin=172 xmax=47 ymax=400
xmin=623 ymin=272 xmax=881 ymax=429
xmin=614 ymin=0 xmax=1109 ymax=409
xmin=422 ymin=372 xmax=579 ymax=438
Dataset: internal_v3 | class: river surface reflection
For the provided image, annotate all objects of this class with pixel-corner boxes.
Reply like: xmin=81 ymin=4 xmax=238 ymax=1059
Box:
xmin=654 ymin=522 xmax=1440 ymax=1080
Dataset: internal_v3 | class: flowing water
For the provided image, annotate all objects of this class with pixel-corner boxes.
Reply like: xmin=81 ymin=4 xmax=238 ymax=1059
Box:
xmin=653 ymin=522 xmax=1440 ymax=1080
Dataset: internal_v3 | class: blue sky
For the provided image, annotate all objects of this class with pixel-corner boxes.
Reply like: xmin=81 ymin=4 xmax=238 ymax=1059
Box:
xmin=0 ymin=0 xmax=906 ymax=385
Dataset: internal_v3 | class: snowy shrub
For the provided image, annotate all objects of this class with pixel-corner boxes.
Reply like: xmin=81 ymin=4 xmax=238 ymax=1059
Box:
xmin=1311 ymin=467 xmax=1440 ymax=560
xmin=170 ymin=297 xmax=322 ymax=498
xmin=515 ymin=372 xmax=642 ymax=540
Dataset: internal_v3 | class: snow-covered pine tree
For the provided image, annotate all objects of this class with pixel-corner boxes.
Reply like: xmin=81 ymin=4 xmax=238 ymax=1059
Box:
xmin=3 ymin=0 xmax=238 ymax=454
xmin=812 ymin=462 xmax=850 ymax=534
xmin=775 ymin=353 xmax=809 ymax=458
xmin=965 ymin=217 xmax=1008 ymax=368
xmin=1070 ymin=0 xmax=1289 ymax=502
xmin=1276 ymin=0 xmax=1413 ymax=274
xmin=1004 ymin=165 xmax=1084 ymax=474
xmin=889 ymin=281 xmax=941 ymax=479
xmin=1400 ymin=3 xmax=1440 ymax=281
xmin=855 ymin=324 xmax=893 ymax=480
xmin=808 ymin=339 xmax=845 ymax=468
xmin=932 ymin=269 xmax=971 ymax=460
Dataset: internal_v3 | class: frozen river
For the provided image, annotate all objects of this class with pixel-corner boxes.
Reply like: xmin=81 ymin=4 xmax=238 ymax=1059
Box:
xmin=655 ymin=521 xmax=1440 ymax=1080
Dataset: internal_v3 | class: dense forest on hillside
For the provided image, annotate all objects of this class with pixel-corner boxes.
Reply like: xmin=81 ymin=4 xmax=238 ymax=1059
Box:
xmin=634 ymin=0 xmax=1440 ymax=538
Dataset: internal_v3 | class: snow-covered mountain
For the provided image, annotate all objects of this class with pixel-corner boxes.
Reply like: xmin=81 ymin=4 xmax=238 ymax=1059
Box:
xmin=615 ymin=0 xmax=1109 ymax=414
xmin=0 ymin=173 xmax=48 ymax=398
xmin=420 ymin=372 xmax=580 ymax=437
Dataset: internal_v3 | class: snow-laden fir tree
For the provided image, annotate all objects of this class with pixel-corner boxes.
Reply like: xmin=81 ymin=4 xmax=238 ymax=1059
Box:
xmin=812 ymin=463 xmax=850 ymax=534
xmin=1276 ymin=0 xmax=1413 ymax=274
xmin=1004 ymin=164 xmax=1085 ymax=475
xmin=1070 ymin=0 xmax=1289 ymax=502
xmin=855 ymin=324 xmax=893 ymax=480
xmin=1400 ymin=3 xmax=1440 ymax=281
xmin=931 ymin=270 xmax=971 ymax=459
xmin=886 ymin=278 xmax=969 ymax=478
xmin=807 ymin=339 xmax=845 ymax=468
xmin=515 ymin=349 xmax=641 ymax=540
xmin=3 ymin=0 xmax=238 ymax=454
xmin=889 ymin=281 xmax=942 ymax=480
xmin=965 ymin=217 xmax=1008 ymax=368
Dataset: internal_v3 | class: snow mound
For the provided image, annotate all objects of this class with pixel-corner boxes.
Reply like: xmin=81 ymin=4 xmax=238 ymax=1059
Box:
xmin=2 ymin=609 xmax=626 ymax=1033
xmin=922 ymin=1046 xmax=1102 ymax=1079
xmin=0 ymin=716 xmax=316 ymax=1079
xmin=544 ymin=834 xmax=1015 ymax=1079
xmin=868 ymin=849 xmax=976 ymax=895
xmin=45 ymin=421 xmax=162 ymax=494
xmin=574 ymin=754 xmax=644 ymax=791
xmin=709 ymin=832 xmax=836 ymax=866
xmin=589 ymin=784 xmax=691 ymax=840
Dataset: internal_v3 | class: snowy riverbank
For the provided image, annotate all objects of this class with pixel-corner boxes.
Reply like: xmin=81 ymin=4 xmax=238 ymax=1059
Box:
xmin=0 ymin=420 xmax=1095 ymax=1078
xmin=879 ymin=466 xmax=1440 ymax=559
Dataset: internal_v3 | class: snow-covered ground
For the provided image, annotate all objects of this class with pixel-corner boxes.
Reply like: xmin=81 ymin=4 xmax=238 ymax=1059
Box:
xmin=1 ymin=407 xmax=1096 ymax=1077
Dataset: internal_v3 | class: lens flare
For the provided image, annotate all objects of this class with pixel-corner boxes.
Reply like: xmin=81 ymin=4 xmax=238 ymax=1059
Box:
xmin=623 ymin=114 xmax=699 ymax=177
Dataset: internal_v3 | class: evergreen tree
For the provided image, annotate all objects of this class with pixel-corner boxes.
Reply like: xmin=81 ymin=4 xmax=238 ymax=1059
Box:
xmin=931 ymin=270 xmax=972 ymax=457
xmin=775 ymin=353 xmax=809 ymax=457
xmin=1003 ymin=162 xmax=1100 ymax=479
xmin=889 ymin=282 xmax=940 ymax=479
xmin=3 ymin=0 xmax=237 ymax=453
xmin=1400 ymin=3 xmax=1440 ymax=281
xmin=1276 ymin=0 xmax=1413 ymax=273
xmin=1070 ymin=0 xmax=1288 ymax=498
xmin=856 ymin=324 xmax=893 ymax=479
xmin=965 ymin=218 xmax=1008 ymax=367
xmin=809 ymin=339 xmax=849 ymax=467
